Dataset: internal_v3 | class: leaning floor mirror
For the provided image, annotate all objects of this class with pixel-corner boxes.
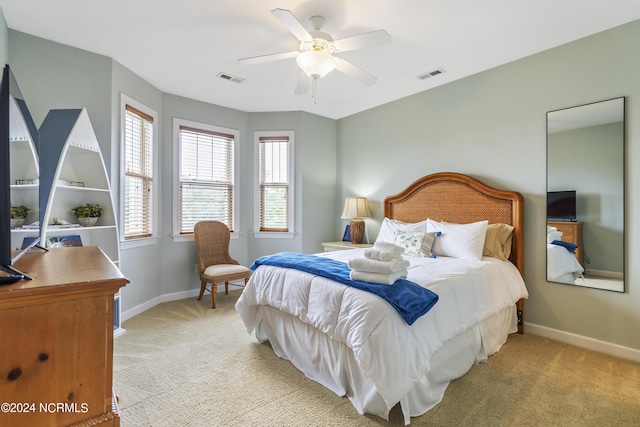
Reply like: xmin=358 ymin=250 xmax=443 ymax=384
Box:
xmin=546 ymin=97 xmax=625 ymax=292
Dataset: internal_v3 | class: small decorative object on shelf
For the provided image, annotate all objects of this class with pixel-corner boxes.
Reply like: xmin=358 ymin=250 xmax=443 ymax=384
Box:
xmin=78 ymin=217 xmax=98 ymax=227
xmin=10 ymin=205 xmax=30 ymax=228
xmin=72 ymin=203 xmax=102 ymax=227
xmin=47 ymin=234 xmax=83 ymax=247
xmin=15 ymin=178 xmax=39 ymax=185
xmin=57 ymin=179 xmax=85 ymax=187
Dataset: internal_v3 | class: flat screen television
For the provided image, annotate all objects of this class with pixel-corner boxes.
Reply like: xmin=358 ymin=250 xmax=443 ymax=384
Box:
xmin=0 ymin=65 xmax=41 ymax=281
xmin=547 ymin=190 xmax=577 ymax=222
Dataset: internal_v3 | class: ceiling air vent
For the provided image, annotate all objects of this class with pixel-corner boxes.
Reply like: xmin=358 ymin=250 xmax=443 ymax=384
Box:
xmin=217 ymin=72 xmax=245 ymax=84
xmin=417 ymin=68 xmax=445 ymax=80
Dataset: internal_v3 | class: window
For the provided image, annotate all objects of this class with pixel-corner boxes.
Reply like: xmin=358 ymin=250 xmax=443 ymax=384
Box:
xmin=254 ymin=131 xmax=294 ymax=238
xmin=120 ymin=95 xmax=157 ymax=246
xmin=174 ymin=118 xmax=239 ymax=239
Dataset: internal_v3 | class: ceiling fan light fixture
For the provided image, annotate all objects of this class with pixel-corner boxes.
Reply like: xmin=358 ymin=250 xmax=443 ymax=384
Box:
xmin=296 ymin=50 xmax=337 ymax=79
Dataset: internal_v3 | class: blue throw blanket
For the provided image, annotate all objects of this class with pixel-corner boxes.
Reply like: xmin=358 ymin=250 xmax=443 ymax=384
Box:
xmin=251 ymin=252 xmax=439 ymax=325
xmin=551 ymin=240 xmax=578 ymax=253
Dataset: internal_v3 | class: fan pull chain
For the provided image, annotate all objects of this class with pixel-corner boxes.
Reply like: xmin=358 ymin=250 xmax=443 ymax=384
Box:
xmin=312 ymin=76 xmax=317 ymax=104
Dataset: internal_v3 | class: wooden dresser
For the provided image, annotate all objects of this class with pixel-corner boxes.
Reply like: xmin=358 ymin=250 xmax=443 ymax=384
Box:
xmin=0 ymin=246 xmax=128 ymax=427
xmin=548 ymin=221 xmax=584 ymax=267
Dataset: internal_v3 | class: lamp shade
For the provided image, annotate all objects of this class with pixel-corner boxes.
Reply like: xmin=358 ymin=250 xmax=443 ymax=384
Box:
xmin=340 ymin=196 xmax=372 ymax=219
xmin=296 ymin=50 xmax=338 ymax=79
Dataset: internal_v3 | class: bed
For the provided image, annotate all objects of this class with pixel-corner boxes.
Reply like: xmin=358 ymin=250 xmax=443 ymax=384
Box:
xmin=236 ymin=172 xmax=528 ymax=425
xmin=546 ymin=226 xmax=584 ymax=284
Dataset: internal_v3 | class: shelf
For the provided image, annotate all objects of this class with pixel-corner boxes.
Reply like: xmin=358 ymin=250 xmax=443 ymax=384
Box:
xmin=10 ymin=184 xmax=38 ymax=189
xmin=10 ymin=228 xmax=40 ymax=234
xmin=39 ymin=108 xmax=122 ymax=332
xmin=58 ymin=185 xmax=109 ymax=193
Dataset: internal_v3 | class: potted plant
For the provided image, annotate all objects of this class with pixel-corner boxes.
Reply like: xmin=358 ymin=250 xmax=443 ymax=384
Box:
xmin=72 ymin=203 xmax=102 ymax=227
xmin=10 ymin=205 xmax=30 ymax=228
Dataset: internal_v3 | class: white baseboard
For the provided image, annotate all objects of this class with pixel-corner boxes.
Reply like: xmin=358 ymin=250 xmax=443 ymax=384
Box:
xmin=120 ymin=282 xmax=246 ymax=324
xmin=120 ymin=289 xmax=199 ymax=323
xmin=525 ymin=322 xmax=640 ymax=363
xmin=584 ymin=268 xmax=623 ymax=279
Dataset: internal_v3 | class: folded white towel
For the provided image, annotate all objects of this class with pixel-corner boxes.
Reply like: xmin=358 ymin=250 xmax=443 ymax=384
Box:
xmin=364 ymin=248 xmax=401 ymax=262
xmin=373 ymin=241 xmax=405 ymax=254
xmin=349 ymin=270 xmax=408 ymax=285
xmin=348 ymin=257 xmax=410 ymax=274
xmin=547 ymin=231 xmax=563 ymax=243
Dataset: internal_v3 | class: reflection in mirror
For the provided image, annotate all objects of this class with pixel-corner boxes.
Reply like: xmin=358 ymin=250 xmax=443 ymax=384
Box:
xmin=546 ymin=97 xmax=624 ymax=292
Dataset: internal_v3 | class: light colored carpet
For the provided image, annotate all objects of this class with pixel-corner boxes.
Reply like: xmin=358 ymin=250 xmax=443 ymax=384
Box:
xmin=574 ymin=274 xmax=624 ymax=292
xmin=113 ymin=291 xmax=640 ymax=426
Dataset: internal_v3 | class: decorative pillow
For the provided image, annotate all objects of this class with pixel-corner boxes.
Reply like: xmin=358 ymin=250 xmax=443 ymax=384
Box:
xmin=419 ymin=231 xmax=441 ymax=258
xmin=426 ymin=219 xmax=489 ymax=260
xmin=375 ymin=217 xmax=428 ymax=245
xmin=483 ymin=223 xmax=514 ymax=261
xmin=393 ymin=230 xmax=425 ymax=256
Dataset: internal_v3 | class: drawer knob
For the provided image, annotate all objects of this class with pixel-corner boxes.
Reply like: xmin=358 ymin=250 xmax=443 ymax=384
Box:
xmin=7 ymin=367 xmax=22 ymax=381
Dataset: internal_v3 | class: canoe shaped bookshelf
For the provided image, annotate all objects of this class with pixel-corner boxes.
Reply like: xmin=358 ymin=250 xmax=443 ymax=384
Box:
xmin=39 ymin=108 xmax=123 ymax=334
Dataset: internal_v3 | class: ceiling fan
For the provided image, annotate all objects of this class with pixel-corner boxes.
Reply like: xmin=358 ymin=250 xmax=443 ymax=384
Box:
xmin=237 ymin=9 xmax=391 ymax=96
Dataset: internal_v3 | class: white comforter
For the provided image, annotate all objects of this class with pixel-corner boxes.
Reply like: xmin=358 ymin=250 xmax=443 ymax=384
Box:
xmin=547 ymin=243 xmax=584 ymax=284
xmin=236 ymin=249 xmax=528 ymax=420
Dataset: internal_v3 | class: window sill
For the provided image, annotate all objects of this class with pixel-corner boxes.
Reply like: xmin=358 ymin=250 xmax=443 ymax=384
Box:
xmin=172 ymin=232 xmax=240 ymax=243
xmin=253 ymin=231 xmax=295 ymax=239
xmin=121 ymin=236 xmax=158 ymax=250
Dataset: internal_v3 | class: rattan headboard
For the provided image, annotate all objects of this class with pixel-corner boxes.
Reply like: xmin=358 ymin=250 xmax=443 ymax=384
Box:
xmin=384 ymin=172 xmax=525 ymax=332
xmin=384 ymin=172 xmax=524 ymax=273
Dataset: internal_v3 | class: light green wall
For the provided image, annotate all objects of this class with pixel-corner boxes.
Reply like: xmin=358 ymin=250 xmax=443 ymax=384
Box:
xmin=110 ymin=61 xmax=164 ymax=310
xmin=247 ymin=111 xmax=337 ymax=262
xmin=8 ymin=31 xmax=112 ymax=165
xmin=5 ymin=29 xmax=337 ymax=313
xmin=337 ymin=20 xmax=640 ymax=350
xmin=0 ymin=8 xmax=7 ymax=66
xmin=4 ymin=12 xmax=639 ymax=352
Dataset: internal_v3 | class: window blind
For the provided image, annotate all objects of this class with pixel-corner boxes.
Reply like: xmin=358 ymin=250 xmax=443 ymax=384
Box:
xmin=179 ymin=126 xmax=234 ymax=233
xmin=124 ymin=105 xmax=153 ymax=239
xmin=259 ymin=136 xmax=289 ymax=232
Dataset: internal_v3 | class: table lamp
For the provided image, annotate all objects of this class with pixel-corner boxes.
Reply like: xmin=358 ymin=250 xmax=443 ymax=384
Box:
xmin=340 ymin=196 xmax=372 ymax=244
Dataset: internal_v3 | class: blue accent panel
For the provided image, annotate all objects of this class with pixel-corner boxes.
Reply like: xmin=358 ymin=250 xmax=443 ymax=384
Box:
xmin=37 ymin=109 xmax=82 ymax=226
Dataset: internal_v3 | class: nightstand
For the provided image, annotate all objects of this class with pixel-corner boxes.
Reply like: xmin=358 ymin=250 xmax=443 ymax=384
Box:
xmin=321 ymin=241 xmax=373 ymax=252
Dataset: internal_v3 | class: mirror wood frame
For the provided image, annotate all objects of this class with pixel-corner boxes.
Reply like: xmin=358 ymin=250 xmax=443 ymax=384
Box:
xmin=546 ymin=97 xmax=625 ymax=292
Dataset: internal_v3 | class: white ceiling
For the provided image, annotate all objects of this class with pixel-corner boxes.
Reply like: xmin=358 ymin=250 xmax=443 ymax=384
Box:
xmin=2 ymin=0 xmax=640 ymax=120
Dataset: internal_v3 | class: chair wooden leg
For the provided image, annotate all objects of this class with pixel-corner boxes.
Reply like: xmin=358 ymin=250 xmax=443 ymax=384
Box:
xmin=225 ymin=282 xmax=229 ymax=295
xmin=211 ymin=283 xmax=217 ymax=309
xmin=197 ymin=280 xmax=206 ymax=300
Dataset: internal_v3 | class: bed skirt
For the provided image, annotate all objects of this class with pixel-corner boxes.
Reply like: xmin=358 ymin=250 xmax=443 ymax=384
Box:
xmin=253 ymin=304 xmax=517 ymax=425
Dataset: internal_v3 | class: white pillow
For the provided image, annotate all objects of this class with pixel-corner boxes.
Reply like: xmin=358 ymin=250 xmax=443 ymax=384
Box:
xmin=426 ymin=219 xmax=489 ymax=260
xmin=375 ymin=217 xmax=428 ymax=245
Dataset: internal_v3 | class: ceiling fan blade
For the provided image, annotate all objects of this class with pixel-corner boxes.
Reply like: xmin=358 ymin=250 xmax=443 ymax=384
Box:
xmin=294 ymin=71 xmax=310 ymax=95
xmin=334 ymin=58 xmax=378 ymax=86
xmin=271 ymin=8 xmax=313 ymax=42
xmin=333 ymin=30 xmax=391 ymax=52
xmin=237 ymin=51 xmax=298 ymax=65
